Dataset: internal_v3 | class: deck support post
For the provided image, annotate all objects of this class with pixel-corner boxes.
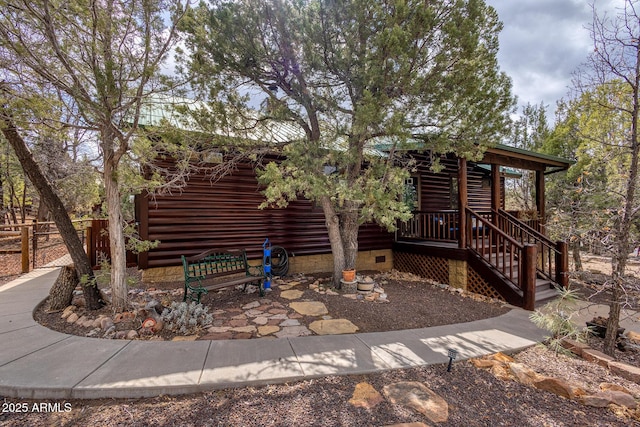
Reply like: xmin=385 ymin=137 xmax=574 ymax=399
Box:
xmin=535 ymin=170 xmax=545 ymax=233
xmin=555 ymin=240 xmax=569 ymax=288
xmin=491 ymin=164 xmax=501 ymax=224
xmin=458 ymin=157 xmax=468 ymax=248
xmin=522 ymin=243 xmax=537 ymax=311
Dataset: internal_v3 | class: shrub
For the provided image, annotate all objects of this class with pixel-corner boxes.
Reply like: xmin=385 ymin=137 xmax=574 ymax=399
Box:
xmin=161 ymin=301 xmax=213 ymax=335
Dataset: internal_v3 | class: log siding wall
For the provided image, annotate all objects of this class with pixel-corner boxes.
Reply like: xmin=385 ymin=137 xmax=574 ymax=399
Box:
xmin=137 ymin=154 xmax=499 ymax=269
xmin=137 ymin=160 xmax=392 ymax=268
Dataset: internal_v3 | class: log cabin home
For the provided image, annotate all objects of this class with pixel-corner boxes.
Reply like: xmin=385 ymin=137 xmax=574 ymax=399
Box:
xmin=133 ymin=137 xmax=573 ymax=310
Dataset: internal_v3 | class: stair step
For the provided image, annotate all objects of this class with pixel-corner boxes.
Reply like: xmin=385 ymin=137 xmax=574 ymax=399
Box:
xmin=535 ymin=288 xmax=561 ymax=307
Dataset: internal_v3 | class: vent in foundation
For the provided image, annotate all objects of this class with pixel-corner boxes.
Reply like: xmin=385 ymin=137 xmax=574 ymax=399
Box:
xmin=375 ymin=255 xmax=386 ymax=263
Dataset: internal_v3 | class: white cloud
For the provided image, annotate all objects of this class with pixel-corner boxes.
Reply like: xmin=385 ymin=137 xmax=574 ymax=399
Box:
xmin=485 ymin=0 xmax=619 ymax=119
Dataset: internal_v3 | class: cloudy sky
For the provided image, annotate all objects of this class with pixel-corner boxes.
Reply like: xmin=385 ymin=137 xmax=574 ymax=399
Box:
xmin=485 ymin=0 xmax=619 ymax=120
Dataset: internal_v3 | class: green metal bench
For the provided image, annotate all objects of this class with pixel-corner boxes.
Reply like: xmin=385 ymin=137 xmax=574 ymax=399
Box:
xmin=181 ymin=248 xmax=264 ymax=303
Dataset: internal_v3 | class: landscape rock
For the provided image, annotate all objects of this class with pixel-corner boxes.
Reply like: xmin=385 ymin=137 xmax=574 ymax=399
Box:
xmin=470 ymin=358 xmax=500 ymax=369
xmin=490 ymin=352 xmax=515 ymax=363
xmin=560 ymin=338 xmax=590 ymax=357
xmin=509 ymin=362 xmax=541 ymax=385
xmin=280 ymin=290 xmax=304 ymax=300
xmin=274 ymin=326 xmax=312 ymax=338
xmin=581 ymin=390 xmax=638 ymax=409
xmin=490 ymin=363 xmax=512 ymax=381
xmin=348 ymin=382 xmax=384 ymax=409
xmin=230 ymin=325 xmax=257 ymax=334
xmin=279 ymin=319 xmax=301 ymax=327
xmin=171 ymin=335 xmax=199 ymax=341
xmin=113 ymin=312 xmax=136 ymax=324
xmin=533 ymin=377 xmax=578 ymax=399
xmin=70 ymin=295 xmax=85 ymax=308
xmin=608 ymin=361 xmax=640 ymax=383
xmin=252 ymin=316 xmax=269 ymax=326
xmin=151 ymin=318 xmax=164 ymax=333
xmin=66 ymin=313 xmax=79 ymax=324
xmin=581 ymin=348 xmax=614 ymax=367
xmin=600 ymin=382 xmax=634 ymax=396
xmin=625 ymin=330 xmax=640 ymax=344
xmin=126 ymin=330 xmax=139 ymax=340
xmin=92 ymin=317 xmax=103 ymax=329
xmin=61 ymin=305 xmax=76 ymax=319
xmin=100 ymin=317 xmax=115 ymax=331
xmin=383 ymin=381 xmax=448 ymax=423
xmin=257 ymin=325 xmax=280 ymax=336
xmin=242 ymin=301 xmax=261 ymax=310
xmin=289 ymin=301 xmax=328 ymax=316
xmin=309 ymin=319 xmax=359 ymax=335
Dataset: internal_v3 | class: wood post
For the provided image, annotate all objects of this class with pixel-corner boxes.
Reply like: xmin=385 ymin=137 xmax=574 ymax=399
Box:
xmin=491 ymin=164 xmax=501 ymax=224
xmin=522 ymin=243 xmax=537 ymax=311
xmin=21 ymin=226 xmax=29 ymax=273
xmin=86 ymin=225 xmax=94 ymax=268
xmin=458 ymin=157 xmax=468 ymax=248
xmin=535 ymin=170 xmax=546 ymax=233
xmin=31 ymin=219 xmax=37 ymax=270
xmin=555 ymin=240 xmax=569 ymax=288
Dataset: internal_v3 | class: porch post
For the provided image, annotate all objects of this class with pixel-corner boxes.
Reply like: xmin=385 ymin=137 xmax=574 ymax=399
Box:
xmin=535 ymin=170 xmax=546 ymax=232
xmin=522 ymin=243 xmax=538 ymax=311
xmin=458 ymin=157 xmax=468 ymax=248
xmin=491 ymin=164 xmax=501 ymax=224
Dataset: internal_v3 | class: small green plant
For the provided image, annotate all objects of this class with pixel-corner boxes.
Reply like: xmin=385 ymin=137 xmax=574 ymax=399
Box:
xmin=530 ymin=286 xmax=588 ymax=354
xmin=161 ymin=301 xmax=213 ymax=335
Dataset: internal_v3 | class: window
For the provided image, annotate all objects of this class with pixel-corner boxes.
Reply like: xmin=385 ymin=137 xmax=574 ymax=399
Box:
xmin=404 ymin=176 xmax=420 ymax=211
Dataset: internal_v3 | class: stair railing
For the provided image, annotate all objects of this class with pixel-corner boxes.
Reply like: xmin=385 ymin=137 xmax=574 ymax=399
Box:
xmin=496 ymin=209 xmax=568 ymax=288
xmin=465 ymin=207 xmax=537 ymax=309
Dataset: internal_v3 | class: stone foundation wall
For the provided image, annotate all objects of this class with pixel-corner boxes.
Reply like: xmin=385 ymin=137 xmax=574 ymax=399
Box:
xmin=141 ymin=249 xmax=393 ymax=283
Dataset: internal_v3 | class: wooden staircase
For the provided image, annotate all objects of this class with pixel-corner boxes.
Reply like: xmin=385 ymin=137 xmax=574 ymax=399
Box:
xmin=465 ymin=209 xmax=568 ymax=310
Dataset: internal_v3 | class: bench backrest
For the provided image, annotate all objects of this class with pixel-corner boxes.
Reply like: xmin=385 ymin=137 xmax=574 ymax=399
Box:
xmin=182 ymin=249 xmax=249 ymax=279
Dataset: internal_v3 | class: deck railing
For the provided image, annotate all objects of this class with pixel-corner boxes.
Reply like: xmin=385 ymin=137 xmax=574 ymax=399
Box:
xmin=398 ymin=210 xmax=459 ymax=242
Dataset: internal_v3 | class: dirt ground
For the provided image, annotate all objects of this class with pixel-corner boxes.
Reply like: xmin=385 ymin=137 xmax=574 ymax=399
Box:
xmin=3 ymin=253 xmax=640 ymax=425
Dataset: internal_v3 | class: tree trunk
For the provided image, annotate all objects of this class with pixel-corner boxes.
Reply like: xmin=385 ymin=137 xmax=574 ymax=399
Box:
xmin=604 ymin=277 xmax=622 ymax=355
xmin=0 ymin=109 xmax=103 ymax=310
xmin=48 ymin=265 xmax=78 ymax=311
xmin=571 ymin=240 xmax=583 ymax=272
xmin=340 ymin=201 xmax=359 ymax=272
xmin=604 ymin=59 xmax=640 ymax=355
xmin=321 ymin=195 xmax=346 ymax=287
xmin=104 ymin=155 xmax=128 ymax=312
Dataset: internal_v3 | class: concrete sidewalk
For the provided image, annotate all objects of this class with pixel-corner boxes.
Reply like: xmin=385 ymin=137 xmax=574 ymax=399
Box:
xmin=0 ymin=267 xmax=547 ymax=400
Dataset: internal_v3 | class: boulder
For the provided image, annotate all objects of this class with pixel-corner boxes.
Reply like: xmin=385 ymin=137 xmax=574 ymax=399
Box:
xmin=600 ymin=382 xmax=634 ymax=396
xmin=533 ymin=377 xmax=580 ymax=399
xmin=383 ymin=381 xmax=448 ymax=423
xmin=509 ymin=362 xmax=541 ymax=385
xmin=581 ymin=390 xmax=637 ymax=409
xmin=66 ymin=313 xmax=79 ymax=324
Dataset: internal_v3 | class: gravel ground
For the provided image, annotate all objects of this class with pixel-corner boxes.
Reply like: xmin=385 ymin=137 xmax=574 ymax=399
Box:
xmin=2 ymin=346 xmax=638 ymax=426
xmin=3 ymin=256 xmax=640 ymax=425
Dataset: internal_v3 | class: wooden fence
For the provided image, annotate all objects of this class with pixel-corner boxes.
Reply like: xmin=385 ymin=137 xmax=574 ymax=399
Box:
xmin=0 ymin=219 xmax=137 ymax=273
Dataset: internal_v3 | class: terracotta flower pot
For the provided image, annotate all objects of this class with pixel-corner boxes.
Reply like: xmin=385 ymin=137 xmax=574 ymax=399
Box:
xmin=342 ymin=269 xmax=356 ymax=282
